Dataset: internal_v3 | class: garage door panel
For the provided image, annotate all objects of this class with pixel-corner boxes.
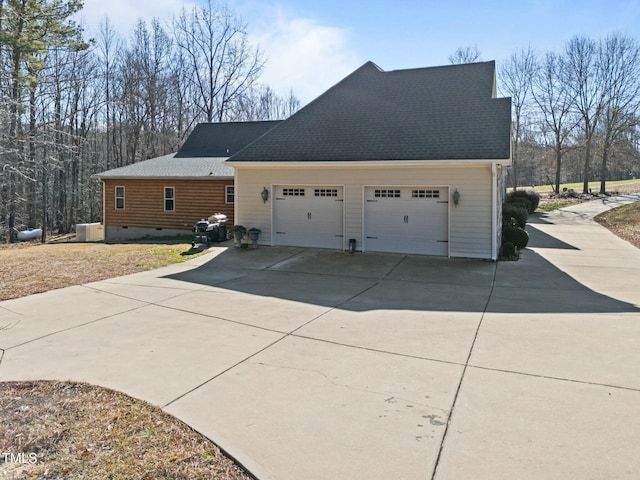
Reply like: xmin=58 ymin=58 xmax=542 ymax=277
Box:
xmin=365 ymin=187 xmax=448 ymax=256
xmin=274 ymin=186 xmax=344 ymax=249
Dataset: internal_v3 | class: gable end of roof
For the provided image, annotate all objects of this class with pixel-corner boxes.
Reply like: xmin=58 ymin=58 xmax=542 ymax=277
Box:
xmin=228 ymin=61 xmax=511 ymax=163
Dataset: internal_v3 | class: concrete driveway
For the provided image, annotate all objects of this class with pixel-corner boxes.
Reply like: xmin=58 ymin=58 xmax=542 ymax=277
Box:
xmin=1 ymin=195 xmax=639 ymax=480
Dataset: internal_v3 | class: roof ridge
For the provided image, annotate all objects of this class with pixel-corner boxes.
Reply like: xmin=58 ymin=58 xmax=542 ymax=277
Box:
xmin=384 ymin=60 xmax=495 ymax=74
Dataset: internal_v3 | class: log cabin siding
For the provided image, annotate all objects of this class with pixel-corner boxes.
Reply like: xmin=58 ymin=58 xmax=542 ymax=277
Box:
xmin=102 ymin=178 xmax=234 ymax=230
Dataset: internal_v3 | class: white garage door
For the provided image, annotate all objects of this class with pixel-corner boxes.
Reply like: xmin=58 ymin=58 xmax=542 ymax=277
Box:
xmin=273 ymin=186 xmax=344 ymax=249
xmin=364 ymin=187 xmax=449 ymax=255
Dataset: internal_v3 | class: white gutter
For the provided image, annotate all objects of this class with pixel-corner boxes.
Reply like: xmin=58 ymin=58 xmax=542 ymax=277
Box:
xmin=226 ymin=159 xmax=512 ymax=168
xmin=90 ymin=175 xmax=232 ymax=181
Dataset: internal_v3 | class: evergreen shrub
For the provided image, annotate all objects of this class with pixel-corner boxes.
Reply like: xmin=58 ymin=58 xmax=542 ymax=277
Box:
xmin=503 ymin=226 xmax=529 ymax=249
xmin=506 ymin=190 xmax=540 ymax=213
xmin=502 ymin=203 xmax=528 ymax=229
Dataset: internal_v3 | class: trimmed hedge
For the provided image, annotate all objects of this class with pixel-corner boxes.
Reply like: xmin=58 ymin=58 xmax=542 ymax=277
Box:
xmin=499 ymin=241 xmax=517 ymax=260
xmin=506 ymin=189 xmax=540 ymax=214
xmin=507 ymin=197 xmax=532 ymax=213
xmin=502 ymin=203 xmax=528 ymax=229
xmin=503 ymin=226 xmax=529 ymax=249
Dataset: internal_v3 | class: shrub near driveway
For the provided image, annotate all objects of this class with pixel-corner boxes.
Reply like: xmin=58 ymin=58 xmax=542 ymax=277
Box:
xmin=0 ymin=242 xmax=206 ymax=301
xmin=502 ymin=203 xmax=528 ymax=229
xmin=506 ymin=189 xmax=540 ymax=213
xmin=500 ymin=190 xmax=538 ymax=260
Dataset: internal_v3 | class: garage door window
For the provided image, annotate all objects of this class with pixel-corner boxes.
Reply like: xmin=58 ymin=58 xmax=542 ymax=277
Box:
xmin=315 ymin=188 xmax=338 ymax=197
xmin=283 ymin=188 xmax=305 ymax=196
xmin=374 ymin=189 xmax=401 ymax=198
xmin=412 ymin=189 xmax=440 ymax=198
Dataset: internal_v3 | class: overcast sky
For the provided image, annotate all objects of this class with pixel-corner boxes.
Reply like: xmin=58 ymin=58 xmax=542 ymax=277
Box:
xmin=78 ymin=0 xmax=640 ymax=104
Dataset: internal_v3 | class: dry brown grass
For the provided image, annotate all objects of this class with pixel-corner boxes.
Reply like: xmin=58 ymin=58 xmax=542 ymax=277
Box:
xmin=0 ymin=381 xmax=253 ymax=480
xmin=0 ymin=241 xmax=206 ymax=301
xmin=595 ymin=201 xmax=640 ymax=249
xmin=0 ymin=242 xmax=254 ymax=479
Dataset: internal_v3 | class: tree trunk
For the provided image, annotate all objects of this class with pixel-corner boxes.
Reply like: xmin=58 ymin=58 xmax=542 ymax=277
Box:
xmin=583 ymin=131 xmax=591 ymax=194
xmin=41 ymin=151 xmax=48 ymax=243
xmin=555 ymin=146 xmax=562 ymax=195
xmin=600 ymin=143 xmax=609 ymax=194
xmin=511 ymin=137 xmax=519 ymax=190
xmin=28 ymin=81 xmax=37 ymax=227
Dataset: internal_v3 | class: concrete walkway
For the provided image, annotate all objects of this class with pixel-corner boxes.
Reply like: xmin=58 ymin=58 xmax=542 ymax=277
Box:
xmin=1 ymin=195 xmax=639 ymax=480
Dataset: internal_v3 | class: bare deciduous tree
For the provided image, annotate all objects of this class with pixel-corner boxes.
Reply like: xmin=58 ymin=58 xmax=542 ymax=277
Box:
xmin=533 ymin=51 xmax=579 ymax=194
xmin=0 ymin=0 xmax=86 ymax=241
xmin=564 ymin=36 xmax=609 ymax=194
xmin=597 ymin=34 xmax=640 ymax=193
xmin=173 ymin=0 xmax=264 ymax=123
xmin=449 ymin=45 xmax=482 ymax=64
xmin=232 ymin=85 xmax=301 ymax=121
xmin=0 ymin=1 xmax=300 ymax=244
xmin=500 ymin=47 xmax=537 ymax=189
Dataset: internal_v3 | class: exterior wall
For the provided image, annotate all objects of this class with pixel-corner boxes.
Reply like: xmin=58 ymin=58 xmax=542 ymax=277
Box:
xmin=234 ymin=163 xmax=496 ymax=259
xmin=101 ymin=178 xmax=234 ymax=242
xmin=105 ymin=226 xmax=195 ymax=242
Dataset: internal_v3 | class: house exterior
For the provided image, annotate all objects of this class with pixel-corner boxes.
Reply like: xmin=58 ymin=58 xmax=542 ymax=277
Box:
xmin=94 ymin=121 xmax=279 ymax=242
xmin=226 ymin=61 xmax=512 ymax=260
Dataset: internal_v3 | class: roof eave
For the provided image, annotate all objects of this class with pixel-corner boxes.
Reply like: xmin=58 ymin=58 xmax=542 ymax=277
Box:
xmin=226 ymin=159 xmax=512 ymax=168
xmin=91 ymin=175 xmax=233 ymax=180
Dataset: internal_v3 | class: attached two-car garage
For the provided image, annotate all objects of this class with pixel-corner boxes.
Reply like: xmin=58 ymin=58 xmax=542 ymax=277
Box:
xmin=273 ymin=185 xmax=344 ymax=249
xmin=364 ymin=186 xmax=449 ymax=256
xmin=272 ymin=185 xmax=449 ymax=256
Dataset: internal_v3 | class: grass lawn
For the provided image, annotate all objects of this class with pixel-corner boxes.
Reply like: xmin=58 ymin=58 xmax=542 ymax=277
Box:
xmin=536 ymin=198 xmax=587 ymax=212
xmin=0 ymin=381 xmax=253 ymax=480
xmin=0 ymin=240 xmax=254 ymax=479
xmin=519 ymin=178 xmax=640 ymax=194
xmin=595 ymin=201 xmax=640 ymax=249
xmin=0 ymin=241 xmax=207 ymax=301
xmin=531 ymin=180 xmax=640 ymax=213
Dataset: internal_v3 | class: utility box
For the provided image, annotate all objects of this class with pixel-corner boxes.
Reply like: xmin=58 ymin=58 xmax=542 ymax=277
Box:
xmin=76 ymin=223 xmax=104 ymax=242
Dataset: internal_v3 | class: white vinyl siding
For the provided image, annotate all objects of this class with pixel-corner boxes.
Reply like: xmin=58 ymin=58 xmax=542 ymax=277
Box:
xmin=233 ymin=164 xmax=494 ymax=258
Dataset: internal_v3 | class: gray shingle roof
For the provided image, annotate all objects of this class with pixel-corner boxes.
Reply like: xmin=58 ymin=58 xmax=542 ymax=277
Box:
xmin=93 ymin=154 xmax=233 ymax=179
xmin=227 ymin=61 xmax=511 ymax=162
xmin=94 ymin=121 xmax=280 ymax=179
xmin=176 ymin=121 xmax=281 ymax=157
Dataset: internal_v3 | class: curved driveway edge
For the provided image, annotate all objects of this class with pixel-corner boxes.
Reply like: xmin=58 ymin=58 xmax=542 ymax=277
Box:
xmin=1 ymin=195 xmax=639 ymax=479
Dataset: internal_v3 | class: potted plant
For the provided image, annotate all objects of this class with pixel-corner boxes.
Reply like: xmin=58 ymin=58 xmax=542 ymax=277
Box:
xmin=232 ymin=225 xmax=247 ymax=247
xmin=247 ymin=227 xmax=261 ymax=248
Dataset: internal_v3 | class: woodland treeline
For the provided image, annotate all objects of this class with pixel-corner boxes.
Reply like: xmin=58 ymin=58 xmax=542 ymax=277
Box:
xmin=1 ymin=1 xmax=640 ymax=243
xmin=0 ymin=0 xmax=299 ymax=242
xmin=494 ymin=35 xmax=640 ymax=194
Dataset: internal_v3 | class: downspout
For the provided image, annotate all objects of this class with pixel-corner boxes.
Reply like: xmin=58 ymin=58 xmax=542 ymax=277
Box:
xmin=101 ymin=179 xmax=106 ymax=242
xmin=491 ymin=163 xmax=498 ymax=261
